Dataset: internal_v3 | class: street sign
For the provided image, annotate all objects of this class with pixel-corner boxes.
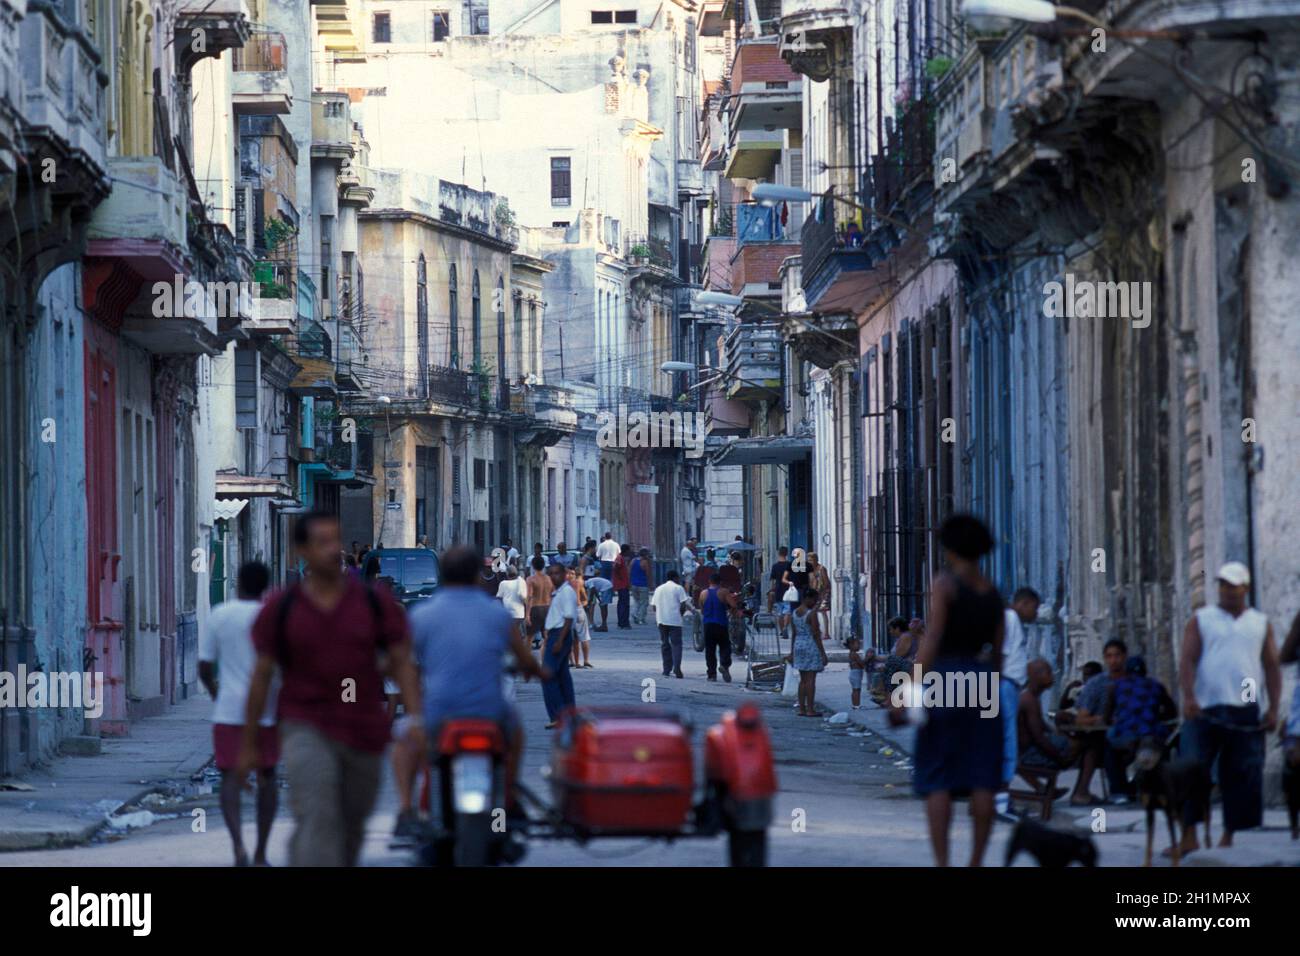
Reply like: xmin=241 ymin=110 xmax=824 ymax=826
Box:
xmin=385 ymin=502 xmax=402 ymax=511
xmin=635 ymin=484 xmax=659 ymax=494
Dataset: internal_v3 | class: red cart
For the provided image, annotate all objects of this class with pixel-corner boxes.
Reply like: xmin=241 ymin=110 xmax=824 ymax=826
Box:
xmin=518 ymin=702 xmax=778 ymax=866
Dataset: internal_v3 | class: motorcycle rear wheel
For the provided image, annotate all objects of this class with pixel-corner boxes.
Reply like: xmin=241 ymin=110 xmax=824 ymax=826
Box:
xmin=453 ymin=813 xmax=496 ymax=867
xmin=727 ymin=828 xmax=767 ymax=868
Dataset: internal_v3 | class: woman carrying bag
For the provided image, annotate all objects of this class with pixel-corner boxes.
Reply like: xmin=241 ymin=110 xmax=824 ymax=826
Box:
xmin=786 ymin=589 xmax=829 ymax=716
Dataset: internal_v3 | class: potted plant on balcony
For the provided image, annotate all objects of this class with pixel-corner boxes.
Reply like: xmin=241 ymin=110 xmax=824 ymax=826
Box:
xmin=470 ymin=357 xmax=494 ymax=405
xmin=628 ymin=242 xmax=651 ymax=263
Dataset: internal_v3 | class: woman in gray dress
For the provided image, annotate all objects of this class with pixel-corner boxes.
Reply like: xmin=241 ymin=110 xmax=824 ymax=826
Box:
xmin=787 ymin=589 xmax=829 ymax=717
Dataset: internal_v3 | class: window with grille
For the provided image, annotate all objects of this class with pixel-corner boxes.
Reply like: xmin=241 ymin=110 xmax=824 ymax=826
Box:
xmin=432 ymin=11 xmax=449 ymax=40
xmin=474 ymin=458 xmax=487 ymax=489
xmin=373 ymin=12 xmax=390 ymax=43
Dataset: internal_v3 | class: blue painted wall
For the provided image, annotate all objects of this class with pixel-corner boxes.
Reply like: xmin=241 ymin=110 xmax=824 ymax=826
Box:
xmin=25 ymin=263 xmax=90 ymax=760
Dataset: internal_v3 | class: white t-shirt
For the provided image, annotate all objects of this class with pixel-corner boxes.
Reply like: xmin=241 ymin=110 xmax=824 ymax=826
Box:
xmin=680 ymin=547 xmax=697 ymax=577
xmin=596 ymin=539 xmax=620 ymax=562
xmin=198 ymin=599 xmax=278 ymax=727
xmin=545 ymin=581 xmax=579 ymax=631
xmin=1194 ymin=605 xmax=1268 ymax=709
xmin=651 ymin=581 xmax=690 ymax=627
xmin=497 ymin=577 xmax=527 ymax=619
xmin=1001 ymin=608 xmax=1029 ymax=687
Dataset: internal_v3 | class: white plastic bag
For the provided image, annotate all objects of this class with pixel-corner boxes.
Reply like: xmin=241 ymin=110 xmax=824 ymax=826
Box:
xmin=782 ymin=586 xmax=799 ymax=603
xmin=781 ymin=662 xmax=800 ymax=697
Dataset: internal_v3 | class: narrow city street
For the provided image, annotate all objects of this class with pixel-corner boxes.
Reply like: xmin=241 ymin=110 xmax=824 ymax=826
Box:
xmin=0 ymin=620 xmax=909 ymax=867
xmin=5 ymin=616 xmax=1299 ymax=868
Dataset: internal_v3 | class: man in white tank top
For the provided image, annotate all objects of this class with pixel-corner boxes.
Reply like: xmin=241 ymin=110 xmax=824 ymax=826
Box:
xmin=1176 ymin=561 xmax=1282 ymax=856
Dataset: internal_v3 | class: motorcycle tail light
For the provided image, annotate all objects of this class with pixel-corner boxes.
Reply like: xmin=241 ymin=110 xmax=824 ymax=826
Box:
xmin=457 ymin=733 xmax=495 ymax=752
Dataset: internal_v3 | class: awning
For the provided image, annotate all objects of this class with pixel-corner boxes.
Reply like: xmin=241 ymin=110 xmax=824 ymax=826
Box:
xmin=711 ymin=434 xmax=813 ymax=467
xmin=289 ymin=356 xmax=339 ymax=397
xmin=215 ymin=474 xmax=295 ymax=499
xmin=213 ymin=498 xmax=248 ymax=521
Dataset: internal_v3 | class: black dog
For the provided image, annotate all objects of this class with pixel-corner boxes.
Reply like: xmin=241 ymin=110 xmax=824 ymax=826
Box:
xmin=1131 ymin=737 xmax=1211 ymax=866
xmin=1005 ymin=817 xmax=1097 ymax=867
xmin=1283 ymin=740 xmax=1300 ymax=840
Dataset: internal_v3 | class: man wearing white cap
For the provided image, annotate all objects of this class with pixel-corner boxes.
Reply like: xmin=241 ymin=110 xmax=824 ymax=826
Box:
xmin=1174 ymin=561 xmax=1282 ymax=857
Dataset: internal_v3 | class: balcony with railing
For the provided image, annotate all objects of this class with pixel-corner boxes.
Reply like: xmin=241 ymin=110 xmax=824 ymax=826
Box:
xmin=177 ymin=0 xmax=251 ymax=65
xmin=777 ymin=0 xmax=853 ymax=78
xmin=723 ymin=127 xmax=784 ymax=180
xmin=425 ymin=364 xmax=490 ymax=410
xmin=799 ymin=187 xmax=869 ymax=312
xmin=510 ymin=382 xmax=578 ymax=447
xmin=731 ymin=203 xmax=798 ymax=299
xmin=931 ymin=31 xmax=1061 ymax=234
xmin=866 ymin=94 xmax=936 ymax=229
xmin=232 ymin=31 xmax=292 ymax=115
xmin=624 ymin=233 xmax=676 ymax=274
xmin=728 ymin=39 xmax=801 ymax=135
xmin=317 ymin=420 xmax=375 ymax=477
xmin=723 ymin=320 xmax=783 ymax=403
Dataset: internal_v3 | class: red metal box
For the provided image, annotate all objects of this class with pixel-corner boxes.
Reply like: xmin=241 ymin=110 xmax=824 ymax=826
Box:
xmin=551 ymin=707 xmax=695 ymax=834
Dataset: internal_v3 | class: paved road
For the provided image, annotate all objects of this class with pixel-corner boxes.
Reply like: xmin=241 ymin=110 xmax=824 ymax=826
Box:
xmin=6 ymin=617 xmax=1298 ymax=866
xmin=3 ymin=618 xmax=920 ymax=866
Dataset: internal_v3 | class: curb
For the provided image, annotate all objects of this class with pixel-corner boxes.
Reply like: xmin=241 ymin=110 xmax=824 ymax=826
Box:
xmin=808 ymin=677 xmax=913 ymax=757
xmin=0 ymin=782 xmax=163 ymax=852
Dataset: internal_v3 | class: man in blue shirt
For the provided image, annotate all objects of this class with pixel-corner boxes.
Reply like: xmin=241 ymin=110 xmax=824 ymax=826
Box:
xmin=408 ymin=546 xmax=546 ymax=812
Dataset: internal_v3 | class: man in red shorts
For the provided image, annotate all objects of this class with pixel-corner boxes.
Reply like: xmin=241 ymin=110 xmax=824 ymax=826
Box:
xmin=199 ymin=561 xmax=279 ymax=866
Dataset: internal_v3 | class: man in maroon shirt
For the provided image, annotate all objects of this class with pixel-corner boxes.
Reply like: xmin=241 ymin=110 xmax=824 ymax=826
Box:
xmin=612 ymin=543 xmax=632 ymax=630
xmin=237 ymin=511 xmax=423 ymax=866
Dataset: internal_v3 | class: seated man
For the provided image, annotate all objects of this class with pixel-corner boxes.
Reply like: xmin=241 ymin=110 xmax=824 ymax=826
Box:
xmin=1018 ymin=659 xmax=1078 ymax=771
xmin=1068 ymin=639 xmax=1128 ymax=804
xmin=408 ymin=545 xmax=547 ymax=815
xmin=1058 ymin=660 xmax=1103 ymax=713
xmin=1103 ymin=655 xmax=1177 ymax=798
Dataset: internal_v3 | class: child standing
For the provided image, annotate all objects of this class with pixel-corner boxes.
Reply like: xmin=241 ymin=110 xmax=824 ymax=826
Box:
xmin=847 ymin=636 xmax=866 ymax=710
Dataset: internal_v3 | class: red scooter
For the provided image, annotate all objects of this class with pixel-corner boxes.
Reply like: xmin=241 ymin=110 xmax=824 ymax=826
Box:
xmin=423 ymin=718 xmax=523 ymax=867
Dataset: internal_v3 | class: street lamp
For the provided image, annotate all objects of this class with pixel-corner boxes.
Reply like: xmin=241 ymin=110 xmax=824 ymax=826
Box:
xmin=659 ymin=361 xmax=783 ymax=403
xmin=959 ymin=0 xmax=1060 ymax=31
xmin=750 ymin=182 xmax=913 ymax=234
xmin=694 ymin=290 xmax=746 ymax=309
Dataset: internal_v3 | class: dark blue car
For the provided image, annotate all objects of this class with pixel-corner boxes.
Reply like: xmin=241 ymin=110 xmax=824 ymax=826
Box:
xmin=368 ymin=547 xmax=440 ymax=609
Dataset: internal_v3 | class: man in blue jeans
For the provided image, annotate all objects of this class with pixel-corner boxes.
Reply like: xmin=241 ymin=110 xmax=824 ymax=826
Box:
xmin=542 ymin=562 xmax=579 ymax=729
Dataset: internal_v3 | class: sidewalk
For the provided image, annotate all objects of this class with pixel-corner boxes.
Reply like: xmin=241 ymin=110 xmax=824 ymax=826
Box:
xmin=0 ymin=695 xmax=213 ymax=851
xmin=812 ymin=661 xmax=1300 ymax=866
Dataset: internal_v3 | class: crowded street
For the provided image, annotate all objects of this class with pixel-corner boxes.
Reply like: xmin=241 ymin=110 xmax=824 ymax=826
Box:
xmin=4 ymin=610 xmax=1298 ymax=868
xmin=2 ymin=0 xmax=1300 ymax=937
